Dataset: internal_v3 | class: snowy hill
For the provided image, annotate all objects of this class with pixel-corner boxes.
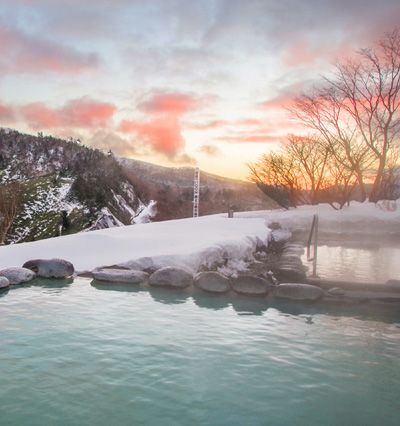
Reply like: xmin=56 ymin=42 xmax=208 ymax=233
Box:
xmin=119 ymin=157 xmax=276 ymax=220
xmin=0 ymin=128 xmax=154 ymax=244
xmin=0 ymin=128 xmax=274 ymax=245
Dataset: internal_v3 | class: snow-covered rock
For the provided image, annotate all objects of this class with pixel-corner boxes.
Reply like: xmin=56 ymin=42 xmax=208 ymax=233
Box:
xmin=0 ymin=267 xmax=35 ymax=285
xmin=93 ymin=268 xmax=148 ymax=284
xmin=149 ymin=267 xmax=193 ymax=288
xmin=193 ymin=271 xmax=230 ymax=293
xmin=274 ymin=283 xmax=324 ymax=301
xmin=22 ymin=258 xmax=74 ymax=278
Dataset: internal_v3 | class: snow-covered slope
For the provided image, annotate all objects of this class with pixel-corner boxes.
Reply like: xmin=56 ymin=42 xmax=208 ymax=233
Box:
xmin=0 ymin=128 xmax=155 ymax=243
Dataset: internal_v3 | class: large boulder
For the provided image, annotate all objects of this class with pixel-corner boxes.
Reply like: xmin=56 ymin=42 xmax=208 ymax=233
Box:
xmin=0 ymin=276 xmax=10 ymax=289
xmin=274 ymin=283 xmax=324 ymax=301
xmin=23 ymin=259 xmax=74 ymax=278
xmin=0 ymin=267 xmax=35 ymax=285
xmin=193 ymin=271 xmax=230 ymax=293
xmin=149 ymin=267 xmax=193 ymax=288
xmin=231 ymin=274 xmax=271 ymax=295
xmin=93 ymin=268 xmax=148 ymax=284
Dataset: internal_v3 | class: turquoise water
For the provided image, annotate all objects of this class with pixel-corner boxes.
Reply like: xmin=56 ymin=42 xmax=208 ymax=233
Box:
xmin=1 ymin=279 xmax=400 ymax=426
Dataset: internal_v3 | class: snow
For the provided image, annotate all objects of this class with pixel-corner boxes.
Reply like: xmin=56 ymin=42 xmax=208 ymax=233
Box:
xmin=0 ymin=201 xmax=399 ymax=274
xmin=233 ymin=201 xmax=400 ymax=237
xmin=0 ymin=215 xmax=270 ymax=273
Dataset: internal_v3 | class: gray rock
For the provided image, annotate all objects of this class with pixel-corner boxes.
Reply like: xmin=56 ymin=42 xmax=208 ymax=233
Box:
xmin=282 ymin=243 xmax=305 ymax=256
xmin=194 ymin=271 xmax=230 ymax=293
xmin=274 ymin=283 xmax=324 ymax=301
xmin=149 ymin=267 xmax=193 ymax=288
xmin=0 ymin=267 xmax=35 ymax=285
xmin=93 ymin=268 xmax=149 ymax=284
xmin=23 ymin=258 xmax=74 ymax=278
xmin=0 ymin=276 xmax=10 ymax=289
xmin=245 ymin=261 xmax=271 ymax=278
xmin=276 ymin=266 xmax=307 ymax=283
xmin=386 ymin=279 xmax=400 ymax=287
xmin=231 ymin=274 xmax=271 ymax=295
xmin=327 ymin=287 xmax=346 ymax=296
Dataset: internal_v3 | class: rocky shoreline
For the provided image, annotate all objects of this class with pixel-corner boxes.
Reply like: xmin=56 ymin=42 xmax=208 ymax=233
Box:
xmin=1 ymin=228 xmax=400 ymax=306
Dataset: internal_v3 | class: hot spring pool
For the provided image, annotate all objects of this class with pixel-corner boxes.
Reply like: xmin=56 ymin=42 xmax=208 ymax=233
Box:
xmin=1 ymin=278 xmax=399 ymax=426
xmin=301 ymin=240 xmax=400 ymax=283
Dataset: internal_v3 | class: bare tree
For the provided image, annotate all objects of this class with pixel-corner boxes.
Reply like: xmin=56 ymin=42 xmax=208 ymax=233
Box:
xmin=285 ymin=135 xmax=330 ymax=204
xmin=0 ymin=182 xmax=21 ymax=244
xmin=292 ymin=29 xmax=400 ymax=201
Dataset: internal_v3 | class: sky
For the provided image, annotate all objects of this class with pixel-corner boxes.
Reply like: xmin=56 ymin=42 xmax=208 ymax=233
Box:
xmin=1 ymin=0 xmax=400 ymax=180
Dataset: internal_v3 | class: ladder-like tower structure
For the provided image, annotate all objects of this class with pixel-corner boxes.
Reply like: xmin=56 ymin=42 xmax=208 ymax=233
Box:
xmin=193 ymin=167 xmax=200 ymax=217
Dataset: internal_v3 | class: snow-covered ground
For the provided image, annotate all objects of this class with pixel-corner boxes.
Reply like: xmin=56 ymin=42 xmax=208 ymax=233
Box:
xmin=1 ymin=201 xmax=399 ymax=274
xmin=0 ymin=215 xmax=270 ymax=273
xmin=235 ymin=200 xmax=400 ymax=237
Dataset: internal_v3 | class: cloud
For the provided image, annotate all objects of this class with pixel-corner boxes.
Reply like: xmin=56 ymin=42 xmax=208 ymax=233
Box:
xmin=198 ymin=144 xmax=222 ymax=156
xmin=220 ymin=134 xmax=280 ymax=143
xmin=185 ymin=119 xmax=229 ymax=130
xmin=119 ymin=117 xmax=184 ymax=157
xmin=120 ymin=91 xmax=210 ymax=157
xmin=0 ymin=26 xmax=99 ymax=74
xmin=87 ymin=130 xmax=138 ymax=157
xmin=20 ymin=98 xmax=116 ymax=129
xmin=0 ymin=104 xmax=15 ymax=121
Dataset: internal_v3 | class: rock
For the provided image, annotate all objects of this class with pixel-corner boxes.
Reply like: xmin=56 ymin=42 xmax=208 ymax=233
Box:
xmin=274 ymin=283 xmax=324 ymax=301
xmin=245 ymin=261 xmax=271 ymax=278
xmin=193 ymin=272 xmax=230 ymax=293
xmin=93 ymin=268 xmax=148 ymax=284
xmin=0 ymin=267 xmax=35 ymax=285
xmin=0 ymin=276 xmax=10 ymax=289
xmin=23 ymin=259 xmax=74 ymax=278
xmin=276 ymin=266 xmax=307 ymax=283
xmin=386 ymin=279 xmax=400 ymax=287
xmin=149 ymin=267 xmax=193 ymax=288
xmin=282 ymin=243 xmax=305 ymax=256
xmin=279 ymin=254 xmax=304 ymax=266
xmin=327 ymin=287 xmax=346 ymax=296
xmin=231 ymin=274 xmax=271 ymax=295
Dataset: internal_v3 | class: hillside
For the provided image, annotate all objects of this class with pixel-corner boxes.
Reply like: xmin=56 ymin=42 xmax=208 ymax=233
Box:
xmin=119 ymin=158 xmax=276 ymax=221
xmin=0 ymin=128 xmax=275 ymax=244
xmin=0 ymin=128 xmax=153 ymax=244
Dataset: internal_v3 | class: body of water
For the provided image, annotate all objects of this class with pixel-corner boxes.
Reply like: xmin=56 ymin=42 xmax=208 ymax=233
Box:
xmin=1 ymin=279 xmax=400 ymax=426
xmin=302 ymin=241 xmax=400 ymax=283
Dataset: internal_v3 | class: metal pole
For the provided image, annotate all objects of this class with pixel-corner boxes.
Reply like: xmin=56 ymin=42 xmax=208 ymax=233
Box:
xmin=193 ymin=167 xmax=200 ymax=217
xmin=312 ymin=215 xmax=318 ymax=277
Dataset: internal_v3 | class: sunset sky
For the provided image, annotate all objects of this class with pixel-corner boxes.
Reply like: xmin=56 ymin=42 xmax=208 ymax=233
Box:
xmin=1 ymin=0 xmax=400 ymax=179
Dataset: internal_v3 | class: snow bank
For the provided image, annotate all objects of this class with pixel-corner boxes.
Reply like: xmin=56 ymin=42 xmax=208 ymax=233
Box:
xmin=0 ymin=215 xmax=270 ymax=273
xmin=1 ymin=201 xmax=398 ymax=274
xmin=234 ymin=201 xmax=400 ymax=237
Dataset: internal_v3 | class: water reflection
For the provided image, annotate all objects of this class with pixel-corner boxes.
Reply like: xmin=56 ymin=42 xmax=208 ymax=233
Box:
xmin=90 ymin=279 xmax=145 ymax=294
xmin=191 ymin=290 xmax=230 ymax=311
xmin=148 ymin=286 xmax=190 ymax=305
xmin=2 ymin=277 xmax=400 ymax=324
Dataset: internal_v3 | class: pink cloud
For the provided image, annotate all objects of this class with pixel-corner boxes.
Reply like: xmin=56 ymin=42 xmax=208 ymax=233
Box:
xmin=139 ymin=93 xmax=200 ymax=115
xmin=120 ymin=92 xmax=210 ymax=157
xmin=221 ymin=134 xmax=280 ymax=143
xmin=259 ymin=94 xmax=296 ymax=111
xmin=0 ymin=27 xmax=98 ymax=74
xmin=0 ymin=104 xmax=15 ymax=121
xmin=20 ymin=98 xmax=116 ymax=129
xmin=120 ymin=117 xmax=184 ymax=156
xmin=282 ymin=40 xmax=323 ymax=67
xmin=185 ymin=119 xmax=229 ymax=130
